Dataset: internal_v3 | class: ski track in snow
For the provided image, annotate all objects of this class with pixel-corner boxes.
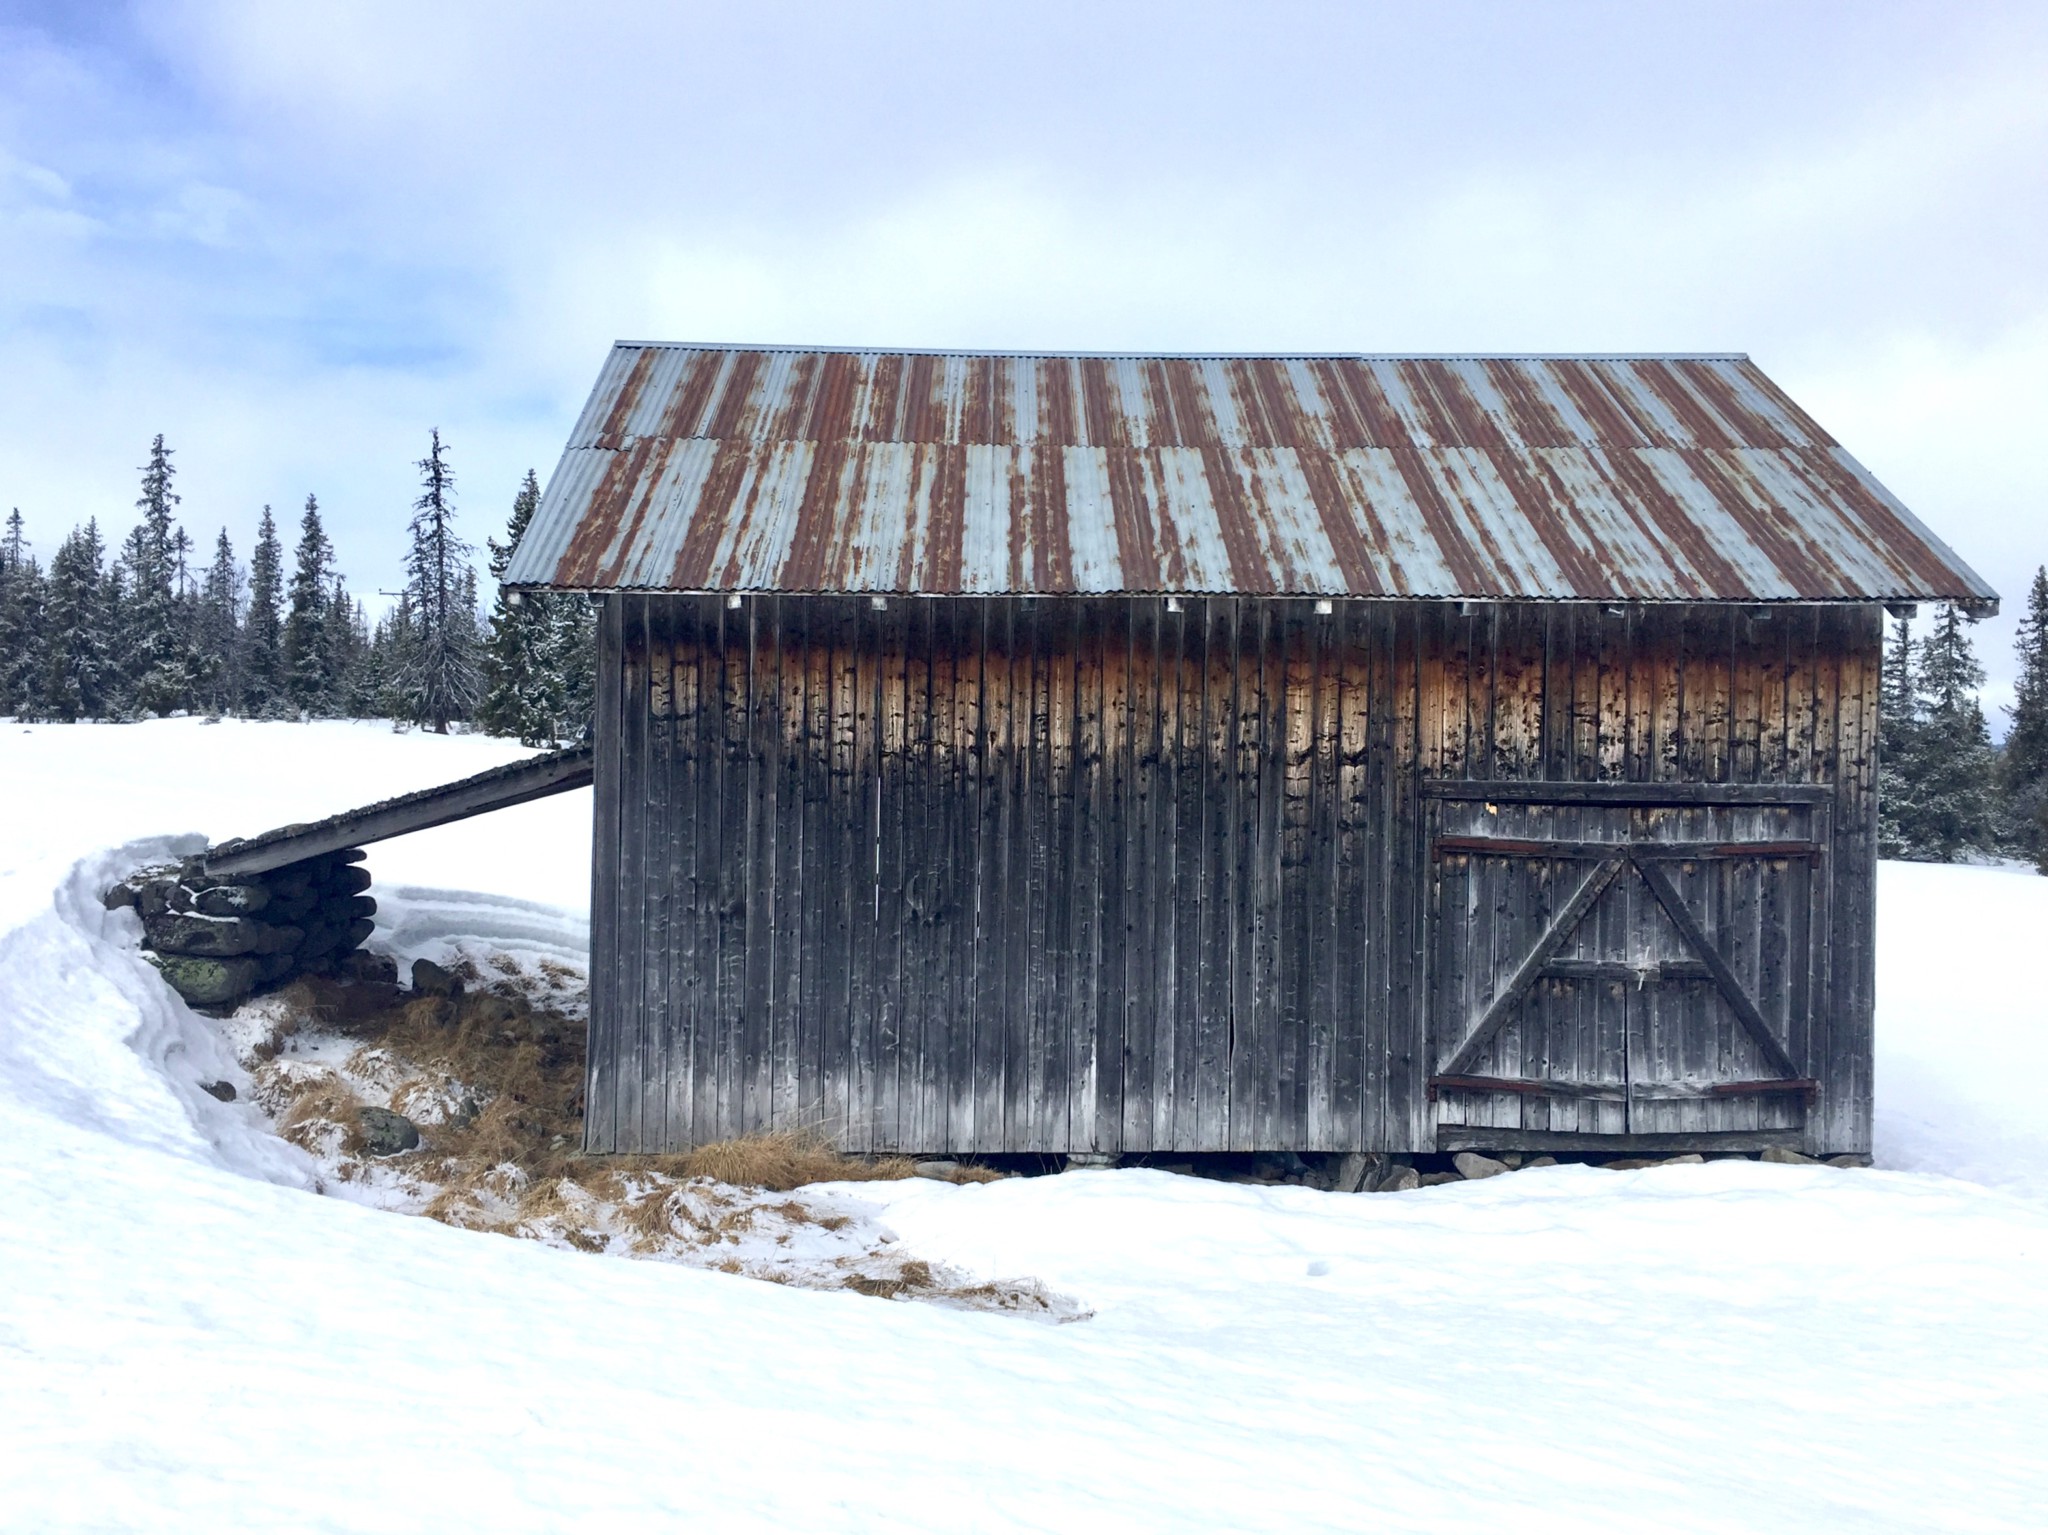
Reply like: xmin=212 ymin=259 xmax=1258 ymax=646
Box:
xmin=2 ymin=719 xmax=2046 ymax=1532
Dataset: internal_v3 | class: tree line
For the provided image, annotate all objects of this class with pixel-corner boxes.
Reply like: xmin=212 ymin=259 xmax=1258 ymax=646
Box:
xmin=1880 ymin=581 xmax=2048 ymax=872
xmin=0 ymin=433 xmax=592 ymax=746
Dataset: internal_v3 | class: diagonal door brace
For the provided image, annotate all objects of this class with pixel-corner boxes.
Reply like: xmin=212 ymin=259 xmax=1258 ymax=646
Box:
xmin=1440 ymin=855 xmax=1626 ymax=1077
xmin=1630 ymin=854 xmax=1801 ymax=1080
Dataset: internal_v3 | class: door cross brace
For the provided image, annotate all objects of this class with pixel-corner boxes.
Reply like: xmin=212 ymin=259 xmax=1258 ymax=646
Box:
xmin=1438 ymin=847 xmax=1800 ymax=1083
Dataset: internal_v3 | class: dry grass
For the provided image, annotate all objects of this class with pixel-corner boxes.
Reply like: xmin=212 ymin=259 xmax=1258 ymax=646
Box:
xmin=262 ymin=972 xmax=1005 ymax=1193
xmin=939 ymin=1164 xmax=1007 ymax=1185
xmin=274 ymin=1074 xmax=366 ymax=1156
xmin=241 ymin=967 xmax=1064 ymax=1312
xmin=674 ymin=1130 xmax=917 ymax=1191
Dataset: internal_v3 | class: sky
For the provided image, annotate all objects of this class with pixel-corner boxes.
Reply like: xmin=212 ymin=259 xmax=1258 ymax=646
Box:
xmin=1 ymin=0 xmax=2044 ymax=707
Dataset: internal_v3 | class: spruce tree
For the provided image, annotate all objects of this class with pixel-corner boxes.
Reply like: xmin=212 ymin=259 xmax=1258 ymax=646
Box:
xmin=1900 ymin=604 xmax=1997 ymax=862
xmin=1877 ymin=613 xmax=1921 ymax=859
xmin=283 ymin=495 xmax=336 ymax=716
xmin=479 ymin=469 xmax=563 ymax=744
xmin=197 ymin=528 xmax=243 ymax=716
xmin=328 ymin=577 xmax=371 ymax=716
xmin=552 ymin=592 xmax=597 ymax=741
xmin=243 ymin=506 xmax=286 ymax=716
xmin=2002 ymin=567 xmax=2048 ymax=872
xmin=0 ymin=509 xmax=46 ymax=718
xmin=373 ymin=594 xmax=418 ymax=721
xmin=41 ymin=520 xmax=115 ymax=721
xmin=398 ymin=429 xmax=481 ymax=732
xmin=123 ymin=433 xmax=198 ymax=716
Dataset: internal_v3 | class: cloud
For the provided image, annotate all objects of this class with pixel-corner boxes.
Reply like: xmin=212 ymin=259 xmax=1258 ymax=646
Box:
xmin=0 ymin=0 xmax=2043 ymax=682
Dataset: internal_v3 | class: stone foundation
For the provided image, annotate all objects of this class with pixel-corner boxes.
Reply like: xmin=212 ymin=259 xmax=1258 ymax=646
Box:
xmin=106 ymin=848 xmax=388 ymax=1009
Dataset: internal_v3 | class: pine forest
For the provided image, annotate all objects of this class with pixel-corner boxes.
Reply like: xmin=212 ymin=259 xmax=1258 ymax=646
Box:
xmin=0 ymin=434 xmax=594 ymax=749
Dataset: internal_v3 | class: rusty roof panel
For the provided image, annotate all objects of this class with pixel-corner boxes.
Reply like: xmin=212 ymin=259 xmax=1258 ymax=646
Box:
xmin=505 ymin=344 xmax=1996 ymax=606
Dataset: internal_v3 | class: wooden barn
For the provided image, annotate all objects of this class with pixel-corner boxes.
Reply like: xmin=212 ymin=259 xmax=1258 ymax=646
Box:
xmin=504 ymin=344 xmax=1994 ymax=1163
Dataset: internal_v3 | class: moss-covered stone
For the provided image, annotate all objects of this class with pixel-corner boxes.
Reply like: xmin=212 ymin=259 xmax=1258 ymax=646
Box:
xmin=152 ymin=955 xmax=261 ymax=1006
xmin=357 ymin=1106 xmax=420 ymax=1157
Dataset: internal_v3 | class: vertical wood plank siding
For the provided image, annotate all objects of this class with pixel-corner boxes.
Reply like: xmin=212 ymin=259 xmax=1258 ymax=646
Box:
xmin=586 ymin=596 xmax=1879 ymax=1156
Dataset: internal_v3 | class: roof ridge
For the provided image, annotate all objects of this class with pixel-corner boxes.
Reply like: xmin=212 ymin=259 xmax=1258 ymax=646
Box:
xmin=611 ymin=341 xmax=1754 ymax=363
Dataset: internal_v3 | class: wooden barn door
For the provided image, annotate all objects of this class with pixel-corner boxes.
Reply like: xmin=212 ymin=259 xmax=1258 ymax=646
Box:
xmin=1426 ymin=787 xmax=1827 ymax=1149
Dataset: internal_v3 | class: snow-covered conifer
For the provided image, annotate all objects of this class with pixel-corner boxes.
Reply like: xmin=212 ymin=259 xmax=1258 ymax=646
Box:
xmin=1896 ymin=604 xmax=1996 ymax=862
xmin=2001 ymin=568 xmax=2048 ymax=871
xmin=398 ymin=430 xmax=481 ymax=732
xmin=194 ymin=528 xmax=244 ymax=716
xmin=283 ymin=495 xmax=337 ymax=716
xmin=372 ymin=593 xmax=417 ymax=721
xmin=1877 ymin=613 xmax=1921 ymax=859
xmin=122 ymin=435 xmax=199 ymax=716
xmin=552 ymin=592 xmax=596 ymax=742
xmin=479 ymin=469 xmax=565 ymax=745
xmin=0 ymin=509 xmax=46 ymax=718
xmin=41 ymin=520 xmax=115 ymax=721
xmin=242 ymin=506 xmax=287 ymax=716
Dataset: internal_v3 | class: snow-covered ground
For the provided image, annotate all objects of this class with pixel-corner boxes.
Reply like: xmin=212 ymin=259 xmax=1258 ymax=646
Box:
xmin=3 ymin=719 xmax=2046 ymax=1532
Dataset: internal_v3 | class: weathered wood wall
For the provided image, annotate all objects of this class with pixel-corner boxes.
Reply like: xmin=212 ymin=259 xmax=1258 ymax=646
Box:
xmin=584 ymin=594 xmax=1878 ymax=1157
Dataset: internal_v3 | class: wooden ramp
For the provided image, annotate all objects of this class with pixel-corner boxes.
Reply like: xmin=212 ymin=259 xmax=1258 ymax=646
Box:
xmin=204 ymin=745 xmax=594 ymax=877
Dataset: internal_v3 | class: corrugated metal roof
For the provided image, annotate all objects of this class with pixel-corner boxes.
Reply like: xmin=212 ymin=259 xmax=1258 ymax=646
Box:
xmin=504 ymin=344 xmax=1995 ymax=607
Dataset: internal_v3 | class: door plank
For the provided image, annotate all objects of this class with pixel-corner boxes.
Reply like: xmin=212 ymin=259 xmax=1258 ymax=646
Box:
xmin=1632 ymin=855 xmax=1800 ymax=1080
xmin=1441 ymin=855 xmax=1626 ymax=1077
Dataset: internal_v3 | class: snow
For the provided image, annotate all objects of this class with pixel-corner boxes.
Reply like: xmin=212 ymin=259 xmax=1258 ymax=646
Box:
xmin=3 ymin=719 xmax=2047 ymax=1532
xmin=1874 ymin=859 xmax=2048 ymax=1203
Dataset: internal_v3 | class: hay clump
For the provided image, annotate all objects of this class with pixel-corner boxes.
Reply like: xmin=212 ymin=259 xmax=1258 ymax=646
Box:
xmin=677 ymin=1130 xmax=916 ymax=1191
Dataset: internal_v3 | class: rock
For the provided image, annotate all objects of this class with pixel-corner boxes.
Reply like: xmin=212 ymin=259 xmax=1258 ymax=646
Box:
xmin=1760 ymin=1146 xmax=1819 ymax=1165
xmin=252 ymin=923 xmax=305 ymax=955
xmin=201 ymin=1080 xmax=237 ymax=1103
xmin=1525 ymin=1155 xmax=1559 ymax=1168
xmin=1828 ymin=1154 xmax=1871 ymax=1168
xmin=411 ymin=958 xmax=463 ymax=998
xmin=135 ymin=879 xmax=175 ymax=918
xmin=1063 ymin=1152 xmax=1117 ymax=1171
xmin=357 ymin=1106 xmax=419 ymax=1156
xmin=914 ymin=1160 xmax=960 ymax=1179
xmin=103 ymin=883 xmax=137 ymax=911
xmin=328 ymin=864 xmax=374 ymax=896
xmin=1373 ymin=1164 xmax=1421 ymax=1193
xmin=1657 ymin=1153 xmax=1706 ymax=1166
xmin=1452 ymin=1151 xmax=1509 ymax=1180
xmin=143 ymin=911 xmax=264 ymax=958
xmin=1333 ymin=1151 xmax=1378 ymax=1193
xmin=1417 ymin=1170 xmax=1461 ymax=1186
xmin=335 ymin=950 xmax=399 ymax=987
xmin=265 ymin=869 xmax=314 ymax=900
xmin=192 ymin=883 xmax=271 ymax=918
xmin=257 ymin=951 xmax=298 ymax=982
xmin=342 ymin=917 xmax=376 ymax=951
xmin=267 ymin=889 xmax=321 ymax=923
xmin=1604 ymin=1158 xmax=1658 ymax=1170
xmin=298 ymin=920 xmax=351 ymax=961
xmin=153 ymin=955 xmax=261 ymax=1006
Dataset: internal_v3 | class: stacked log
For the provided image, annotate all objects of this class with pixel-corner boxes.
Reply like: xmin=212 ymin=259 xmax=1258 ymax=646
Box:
xmin=106 ymin=849 xmax=384 ymax=1009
